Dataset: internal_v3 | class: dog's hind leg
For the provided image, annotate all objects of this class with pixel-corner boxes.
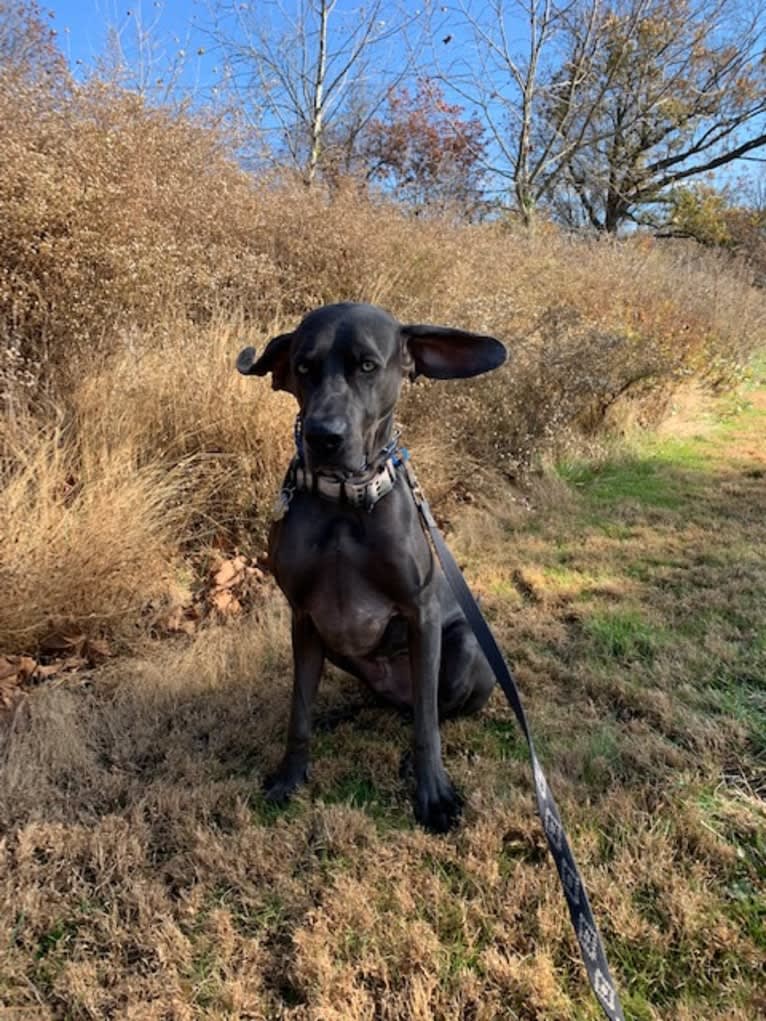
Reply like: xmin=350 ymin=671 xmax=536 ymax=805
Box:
xmin=438 ymin=618 xmax=494 ymax=719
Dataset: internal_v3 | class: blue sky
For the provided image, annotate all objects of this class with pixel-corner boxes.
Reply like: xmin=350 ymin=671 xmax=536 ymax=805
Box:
xmin=50 ymin=0 xmax=204 ymax=65
xmin=42 ymin=0 xmax=764 ymax=202
xmin=48 ymin=0 xmax=215 ymax=96
xmin=45 ymin=1 xmax=458 ymax=115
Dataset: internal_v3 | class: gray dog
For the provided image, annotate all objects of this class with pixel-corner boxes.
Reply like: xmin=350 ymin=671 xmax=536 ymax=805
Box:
xmin=237 ymin=302 xmax=506 ymax=832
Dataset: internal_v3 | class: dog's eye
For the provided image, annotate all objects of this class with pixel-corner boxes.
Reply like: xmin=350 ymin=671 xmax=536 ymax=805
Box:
xmin=360 ymin=359 xmax=377 ymax=373
xmin=296 ymin=362 xmax=310 ymax=375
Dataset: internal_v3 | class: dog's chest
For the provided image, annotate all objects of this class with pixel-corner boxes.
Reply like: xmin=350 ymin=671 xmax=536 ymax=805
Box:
xmin=271 ymin=500 xmax=422 ymax=656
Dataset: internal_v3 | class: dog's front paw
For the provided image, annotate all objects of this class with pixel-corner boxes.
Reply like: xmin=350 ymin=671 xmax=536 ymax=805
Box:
xmin=414 ymin=772 xmax=464 ymax=834
xmin=263 ymin=759 xmax=308 ymax=803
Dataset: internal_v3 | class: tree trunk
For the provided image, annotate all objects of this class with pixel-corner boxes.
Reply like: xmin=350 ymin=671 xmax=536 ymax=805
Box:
xmin=305 ymin=0 xmax=330 ymax=186
xmin=604 ymin=193 xmax=622 ymax=232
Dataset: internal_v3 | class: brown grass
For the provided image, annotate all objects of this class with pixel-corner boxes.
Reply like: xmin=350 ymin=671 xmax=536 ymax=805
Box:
xmin=0 ymin=416 xmax=182 ymax=649
xmin=0 ymin=315 xmax=294 ymax=652
xmin=69 ymin=313 xmax=295 ymax=546
xmin=1 ymin=380 xmax=764 ymax=1020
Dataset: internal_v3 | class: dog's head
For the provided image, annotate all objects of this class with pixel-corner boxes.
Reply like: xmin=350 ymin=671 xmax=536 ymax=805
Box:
xmin=237 ymin=302 xmax=506 ymax=475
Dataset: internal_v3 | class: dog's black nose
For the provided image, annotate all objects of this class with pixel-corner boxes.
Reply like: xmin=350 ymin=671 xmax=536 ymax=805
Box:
xmin=304 ymin=417 xmax=347 ymax=459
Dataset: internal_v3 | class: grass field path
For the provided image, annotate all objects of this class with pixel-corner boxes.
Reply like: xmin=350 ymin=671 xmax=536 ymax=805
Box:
xmin=469 ymin=380 xmax=766 ymax=1020
xmin=1 ymin=384 xmax=764 ymax=1020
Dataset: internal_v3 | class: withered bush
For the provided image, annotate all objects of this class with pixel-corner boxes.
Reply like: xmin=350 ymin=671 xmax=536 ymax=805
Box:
xmin=71 ymin=313 xmax=295 ymax=544
xmin=0 ymin=415 xmax=182 ymax=648
xmin=0 ymin=78 xmax=277 ymax=389
xmin=0 ymin=317 xmax=294 ymax=652
xmin=2 ymin=52 xmax=766 ymax=651
xmin=3 ymin=58 xmax=764 ymax=401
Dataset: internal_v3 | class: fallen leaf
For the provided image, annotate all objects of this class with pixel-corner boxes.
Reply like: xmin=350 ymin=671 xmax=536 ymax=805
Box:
xmin=0 ymin=680 xmax=22 ymax=710
xmin=211 ymin=590 xmax=241 ymax=615
xmin=161 ymin=604 xmax=199 ymax=634
xmin=34 ymin=663 xmax=61 ymax=679
xmin=0 ymin=657 xmax=18 ymax=682
xmin=60 ymin=656 xmax=88 ymax=672
xmin=16 ymin=656 xmax=38 ymax=681
xmin=40 ymin=633 xmax=86 ymax=658
xmin=213 ymin=556 xmax=247 ymax=589
xmin=83 ymin=638 xmax=112 ymax=663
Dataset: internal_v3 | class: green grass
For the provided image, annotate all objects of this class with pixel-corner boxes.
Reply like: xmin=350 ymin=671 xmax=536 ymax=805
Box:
xmin=556 ymin=433 xmax=714 ymax=511
xmin=35 ymin=919 xmax=78 ymax=961
xmin=580 ymin=722 xmax=623 ymax=787
xmin=583 ymin=608 xmax=665 ymax=664
xmin=695 ymin=789 xmax=766 ymax=951
xmin=558 ymin=455 xmax=687 ymax=508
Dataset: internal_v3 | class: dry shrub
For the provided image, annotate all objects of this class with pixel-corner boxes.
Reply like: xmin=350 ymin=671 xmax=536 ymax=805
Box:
xmin=0 ymin=315 xmax=294 ymax=652
xmin=3 ymin=54 xmax=764 ymax=409
xmin=0 ymin=415 xmax=184 ymax=652
xmin=71 ymin=311 xmax=295 ymax=544
xmin=0 ymin=73 xmax=279 ymax=390
xmin=401 ymin=303 xmax=690 ymax=480
xmin=395 ymin=229 xmax=766 ymax=476
xmin=2 ymin=50 xmax=766 ymax=652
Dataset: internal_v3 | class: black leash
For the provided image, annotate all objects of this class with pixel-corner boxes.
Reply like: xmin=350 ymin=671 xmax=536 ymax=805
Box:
xmin=402 ymin=457 xmax=625 ymax=1021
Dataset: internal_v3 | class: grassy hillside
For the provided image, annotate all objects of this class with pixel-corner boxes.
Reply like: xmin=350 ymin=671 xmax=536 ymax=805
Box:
xmin=1 ymin=374 xmax=763 ymax=1019
xmin=3 ymin=173 xmax=766 ymax=653
xmin=3 ymin=65 xmax=766 ymax=653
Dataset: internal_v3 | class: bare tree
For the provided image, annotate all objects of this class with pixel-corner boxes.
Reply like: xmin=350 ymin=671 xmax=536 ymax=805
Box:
xmin=443 ymin=0 xmax=650 ymax=227
xmin=209 ymin=0 xmax=425 ymax=185
xmin=95 ymin=4 xmax=202 ymax=108
xmin=552 ymin=0 xmax=766 ymax=232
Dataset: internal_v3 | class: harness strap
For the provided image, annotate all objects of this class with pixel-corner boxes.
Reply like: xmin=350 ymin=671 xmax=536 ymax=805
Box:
xmin=403 ymin=458 xmax=625 ymax=1021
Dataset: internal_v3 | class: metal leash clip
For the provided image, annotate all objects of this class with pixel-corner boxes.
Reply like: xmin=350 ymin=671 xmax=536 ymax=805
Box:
xmin=272 ymin=463 xmax=298 ymax=521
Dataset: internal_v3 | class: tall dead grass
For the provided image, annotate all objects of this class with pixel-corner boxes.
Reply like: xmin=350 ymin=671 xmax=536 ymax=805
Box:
xmin=0 ymin=415 xmax=181 ymax=649
xmin=71 ymin=312 xmax=294 ymax=543
xmin=2 ymin=59 xmax=766 ymax=652
xmin=0 ymin=316 xmax=294 ymax=652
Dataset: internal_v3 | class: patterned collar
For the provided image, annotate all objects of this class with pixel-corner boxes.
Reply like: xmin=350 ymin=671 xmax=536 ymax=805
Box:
xmin=291 ymin=455 xmax=400 ymax=511
xmin=273 ymin=421 xmax=407 ymax=518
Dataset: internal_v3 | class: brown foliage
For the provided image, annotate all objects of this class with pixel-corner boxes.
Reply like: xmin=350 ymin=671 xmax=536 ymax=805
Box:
xmin=1 ymin=62 xmax=765 ymax=655
xmin=0 ymin=316 xmax=294 ymax=653
xmin=0 ymin=76 xmax=276 ymax=390
xmin=666 ymin=183 xmax=766 ymax=286
xmin=362 ymin=78 xmax=487 ymax=214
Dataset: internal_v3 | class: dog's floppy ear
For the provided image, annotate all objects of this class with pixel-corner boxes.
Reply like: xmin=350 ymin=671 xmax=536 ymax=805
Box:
xmin=401 ymin=324 xmax=507 ymax=380
xmin=236 ymin=332 xmax=294 ymax=392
